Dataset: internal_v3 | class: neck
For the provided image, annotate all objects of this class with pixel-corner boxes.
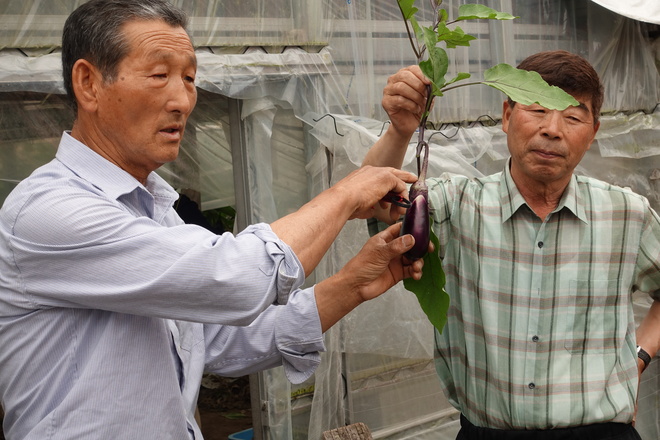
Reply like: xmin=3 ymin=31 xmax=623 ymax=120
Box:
xmin=70 ymin=121 xmax=148 ymax=186
xmin=510 ymin=169 xmax=569 ymax=221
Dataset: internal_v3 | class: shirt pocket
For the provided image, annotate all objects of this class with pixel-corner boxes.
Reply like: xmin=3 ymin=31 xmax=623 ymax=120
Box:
xmin=561 ymin=279 xmax=623 ymax=354
xmin=174 ymin=320 xmax=204 ymax=353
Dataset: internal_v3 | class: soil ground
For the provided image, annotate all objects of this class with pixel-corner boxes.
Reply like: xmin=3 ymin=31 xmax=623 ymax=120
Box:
xmin=198 ymin=375 xmax=254 ymax=439
xmin=199 ymin=408 xmax=253 ymax=440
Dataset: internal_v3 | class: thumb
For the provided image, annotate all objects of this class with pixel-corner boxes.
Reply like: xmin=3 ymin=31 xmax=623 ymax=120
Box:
xmin=398 ymin=233 xmax=415 ymax=252
xmin=381 ymin=223 xmax=415 ymax=254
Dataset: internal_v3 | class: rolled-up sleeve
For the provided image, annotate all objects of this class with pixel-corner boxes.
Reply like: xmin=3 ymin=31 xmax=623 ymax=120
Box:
xmin=247 ymin=224 xmax=305 ymax=307
xmin=203 ymin=285 xmax=325 ymax=384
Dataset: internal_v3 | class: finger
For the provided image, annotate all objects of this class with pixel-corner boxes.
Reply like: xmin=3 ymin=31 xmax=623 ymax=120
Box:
xmin=383 ymin=94 xmax=424 ymax=117
xmin=406 ymin=248 xmax=426 ymax=280
xmin=407 ymin=262 xmax=424 ymax=280
xmin=385 ymin=231 xmax=415 ymax=256
xmin=398 ymin=170 xmax=418 ymax=184
xmin=388 ymin=168 xmax=417 ymax=187
xmin=384 ymin=81 xmax=426 ymax=107
xmin=408 ymin=65 xmax=430 ymax=84
xmin=384 ymin=86 xmax=427 ymax=117
xmin=412 ymin=255 xmax=425 ymax=271
xmin=389 ymin=66 xmax=430 ymax=89
xmin=401 ymin=67 xmax=431 ymax=94
xmin=377 ymin=169 xmax=416 ymax=198
xmin=344 ymin=166 xmax=411 ymax=201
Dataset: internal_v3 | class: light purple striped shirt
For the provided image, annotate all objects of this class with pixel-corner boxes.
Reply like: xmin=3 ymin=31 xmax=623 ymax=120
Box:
xmin=0 ymin=132 xmax=324 ymax=439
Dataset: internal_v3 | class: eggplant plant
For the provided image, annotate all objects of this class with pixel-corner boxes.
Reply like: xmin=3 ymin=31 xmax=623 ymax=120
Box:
xmin=397 ymin=0 xmax=579 ymax=332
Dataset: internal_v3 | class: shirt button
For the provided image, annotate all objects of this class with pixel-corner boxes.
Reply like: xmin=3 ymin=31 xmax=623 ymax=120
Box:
xmin=538 ymin=241 xmax=544 ymax=248
xmin=532 ymin=335 xmax=539 ymax=342
xmin=528 ymin=383 xmax=536 ymax=389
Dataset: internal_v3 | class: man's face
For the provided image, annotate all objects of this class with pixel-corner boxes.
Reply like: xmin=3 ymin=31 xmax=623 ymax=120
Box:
xmin=502 ymin=96 xmax=600 ymax=189
xmin=92 ymin=19 xmax=197 ymax=181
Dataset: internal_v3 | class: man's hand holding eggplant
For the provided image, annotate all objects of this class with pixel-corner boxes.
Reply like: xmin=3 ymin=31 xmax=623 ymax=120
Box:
xmin=314 ymin=222 xmax=425 ymax=332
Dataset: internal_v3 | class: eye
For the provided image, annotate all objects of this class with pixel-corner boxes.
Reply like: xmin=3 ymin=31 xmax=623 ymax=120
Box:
xmin=564 ymin=112 xmax=588 ymax=123
xmin=184 ymin=75 xmax=195 ymax=84
xmin=523 ymin=104 xmax=545 ymax=113
xmin=152 ymin=73 xmax=167 ymax=79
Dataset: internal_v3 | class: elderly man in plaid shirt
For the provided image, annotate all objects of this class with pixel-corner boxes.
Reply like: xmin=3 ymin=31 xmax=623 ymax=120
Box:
xmin=365 ymin=51 xmax=660 ymax=440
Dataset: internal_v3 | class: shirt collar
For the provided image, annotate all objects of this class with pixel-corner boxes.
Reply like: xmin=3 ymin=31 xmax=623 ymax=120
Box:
xmin=499 ymin=158 xmax=587 ymax=224
xmin=56 ymin=132 xmax=179 ymax=219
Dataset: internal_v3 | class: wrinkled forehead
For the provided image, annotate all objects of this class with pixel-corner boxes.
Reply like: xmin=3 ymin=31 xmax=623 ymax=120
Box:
xmin=120 ymin=19 xmax=196 ymax=64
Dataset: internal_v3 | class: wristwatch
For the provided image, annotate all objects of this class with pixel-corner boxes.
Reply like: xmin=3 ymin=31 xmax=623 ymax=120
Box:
xmin=637 ymin=345 xmax=652 ymax=370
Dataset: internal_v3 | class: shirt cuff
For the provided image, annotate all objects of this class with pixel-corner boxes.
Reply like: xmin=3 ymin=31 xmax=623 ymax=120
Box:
xmin=275 ymin=285 xmax=325 ymax=384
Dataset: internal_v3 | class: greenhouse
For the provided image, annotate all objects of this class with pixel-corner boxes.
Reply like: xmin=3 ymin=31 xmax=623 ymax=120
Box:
xmin=0 ymin=0 xmax=659 ymax=439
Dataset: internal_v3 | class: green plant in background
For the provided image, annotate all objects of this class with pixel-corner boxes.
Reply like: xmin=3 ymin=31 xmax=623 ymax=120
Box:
xmin=202 ymin=205 xmax=236 ymax=233
xmin=397 ymin=1 xmax=579 ymax=333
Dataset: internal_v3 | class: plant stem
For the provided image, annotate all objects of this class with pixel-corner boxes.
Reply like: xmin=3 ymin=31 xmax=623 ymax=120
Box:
xmin=415 ymin=84 xmax=434 ymax=179
xmin=397 ymin=4 xmax=422 ymax=59
xmin=416 ymin=84 xmax=434 ymax=145
xmin=439 ymin=81 xmax=484 ymax=94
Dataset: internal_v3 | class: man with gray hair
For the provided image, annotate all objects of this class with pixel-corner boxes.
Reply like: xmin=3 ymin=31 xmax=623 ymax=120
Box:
xmin=0 ymin=0 xmax=425 ymax=438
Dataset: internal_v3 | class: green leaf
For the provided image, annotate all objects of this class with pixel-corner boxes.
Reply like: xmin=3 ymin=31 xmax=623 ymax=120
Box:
xmin=403 ymin=228 xmax=449 ymax=333
xmin=437 ymin=24 xmax=476 ymax=48
xmin=410 ymin=16 xmax=423 ymax=44
xmin=456 ymin=4 xmax=516 ymax=21
xmin=419 ymin=46 xmax=448 ymax=93
xmin=483 ymin=63 xmax=579 ymax=110
xmin=445 ymin=71 xmax=471 ymax=87
xmin=397 ymin=0 xmax=418 ymax=20
xmin=437 ymin=8 xmax=448 ymax=24
xmin=422 ymin=24 xmax=438 ymax=49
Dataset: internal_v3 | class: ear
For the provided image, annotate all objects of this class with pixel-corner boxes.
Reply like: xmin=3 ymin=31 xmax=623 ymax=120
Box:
xmin=501 ymin=100 xmax=512 ymax=134
xmin=586 ymin=120 xmax=600 ymax=151
xmin=70 ymin=59 xmax=102 ymax=113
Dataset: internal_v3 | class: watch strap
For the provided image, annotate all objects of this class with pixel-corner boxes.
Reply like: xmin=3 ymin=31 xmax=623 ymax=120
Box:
xmin=637 ymin=345 xmax=652 ymax=369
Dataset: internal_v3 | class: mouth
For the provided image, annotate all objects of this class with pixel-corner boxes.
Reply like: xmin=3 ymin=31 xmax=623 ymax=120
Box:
xmin=532 ymin=148 xmax=563 ymax=160
xmin=159 ymin=125 xmax=184 ymax=141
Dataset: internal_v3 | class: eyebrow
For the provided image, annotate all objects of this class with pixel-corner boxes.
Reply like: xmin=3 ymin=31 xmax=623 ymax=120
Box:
xmin=574 ymin=102 xmax=590 ymax=113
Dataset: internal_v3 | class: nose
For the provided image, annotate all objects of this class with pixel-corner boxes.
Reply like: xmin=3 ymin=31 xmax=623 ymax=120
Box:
xmin=540 ymin=111 xmax=563 ymax=140
xmin=166 ymin=79 xmax=196 ymax=115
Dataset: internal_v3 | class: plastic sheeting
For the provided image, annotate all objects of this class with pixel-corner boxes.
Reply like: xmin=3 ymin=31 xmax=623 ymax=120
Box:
xmin=591 ymin=0 xmax=660 ymax=26
xmin=2 ymin=0 xmax=660 ymax=117
xmin=0 ymin=0 xmax=659 ymax=439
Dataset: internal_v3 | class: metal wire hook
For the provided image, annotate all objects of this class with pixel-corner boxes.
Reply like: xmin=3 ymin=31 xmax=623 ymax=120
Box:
xmin=313 ymin=114 xmax=345 ymax=136
xmin=378 ymin=120 xmax=391 ymax=136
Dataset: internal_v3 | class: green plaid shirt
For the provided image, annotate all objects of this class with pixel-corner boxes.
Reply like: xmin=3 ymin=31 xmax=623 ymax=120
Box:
xmin=429 ymin=162 xmax=660 ymax=429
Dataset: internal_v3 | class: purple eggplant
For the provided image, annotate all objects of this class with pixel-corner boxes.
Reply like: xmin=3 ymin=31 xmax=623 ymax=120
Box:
xmin=401 ymin=138 xmax=430 ymax=260
xmin=401 ymin=191 xmax=429 ymax=260
xmin=400 ymin=85 xmax=434 ymax=260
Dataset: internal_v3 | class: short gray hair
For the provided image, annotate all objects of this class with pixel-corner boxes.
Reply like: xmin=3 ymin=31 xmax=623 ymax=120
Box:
xmin=62 ymin=0 xmax=191 ymax=114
